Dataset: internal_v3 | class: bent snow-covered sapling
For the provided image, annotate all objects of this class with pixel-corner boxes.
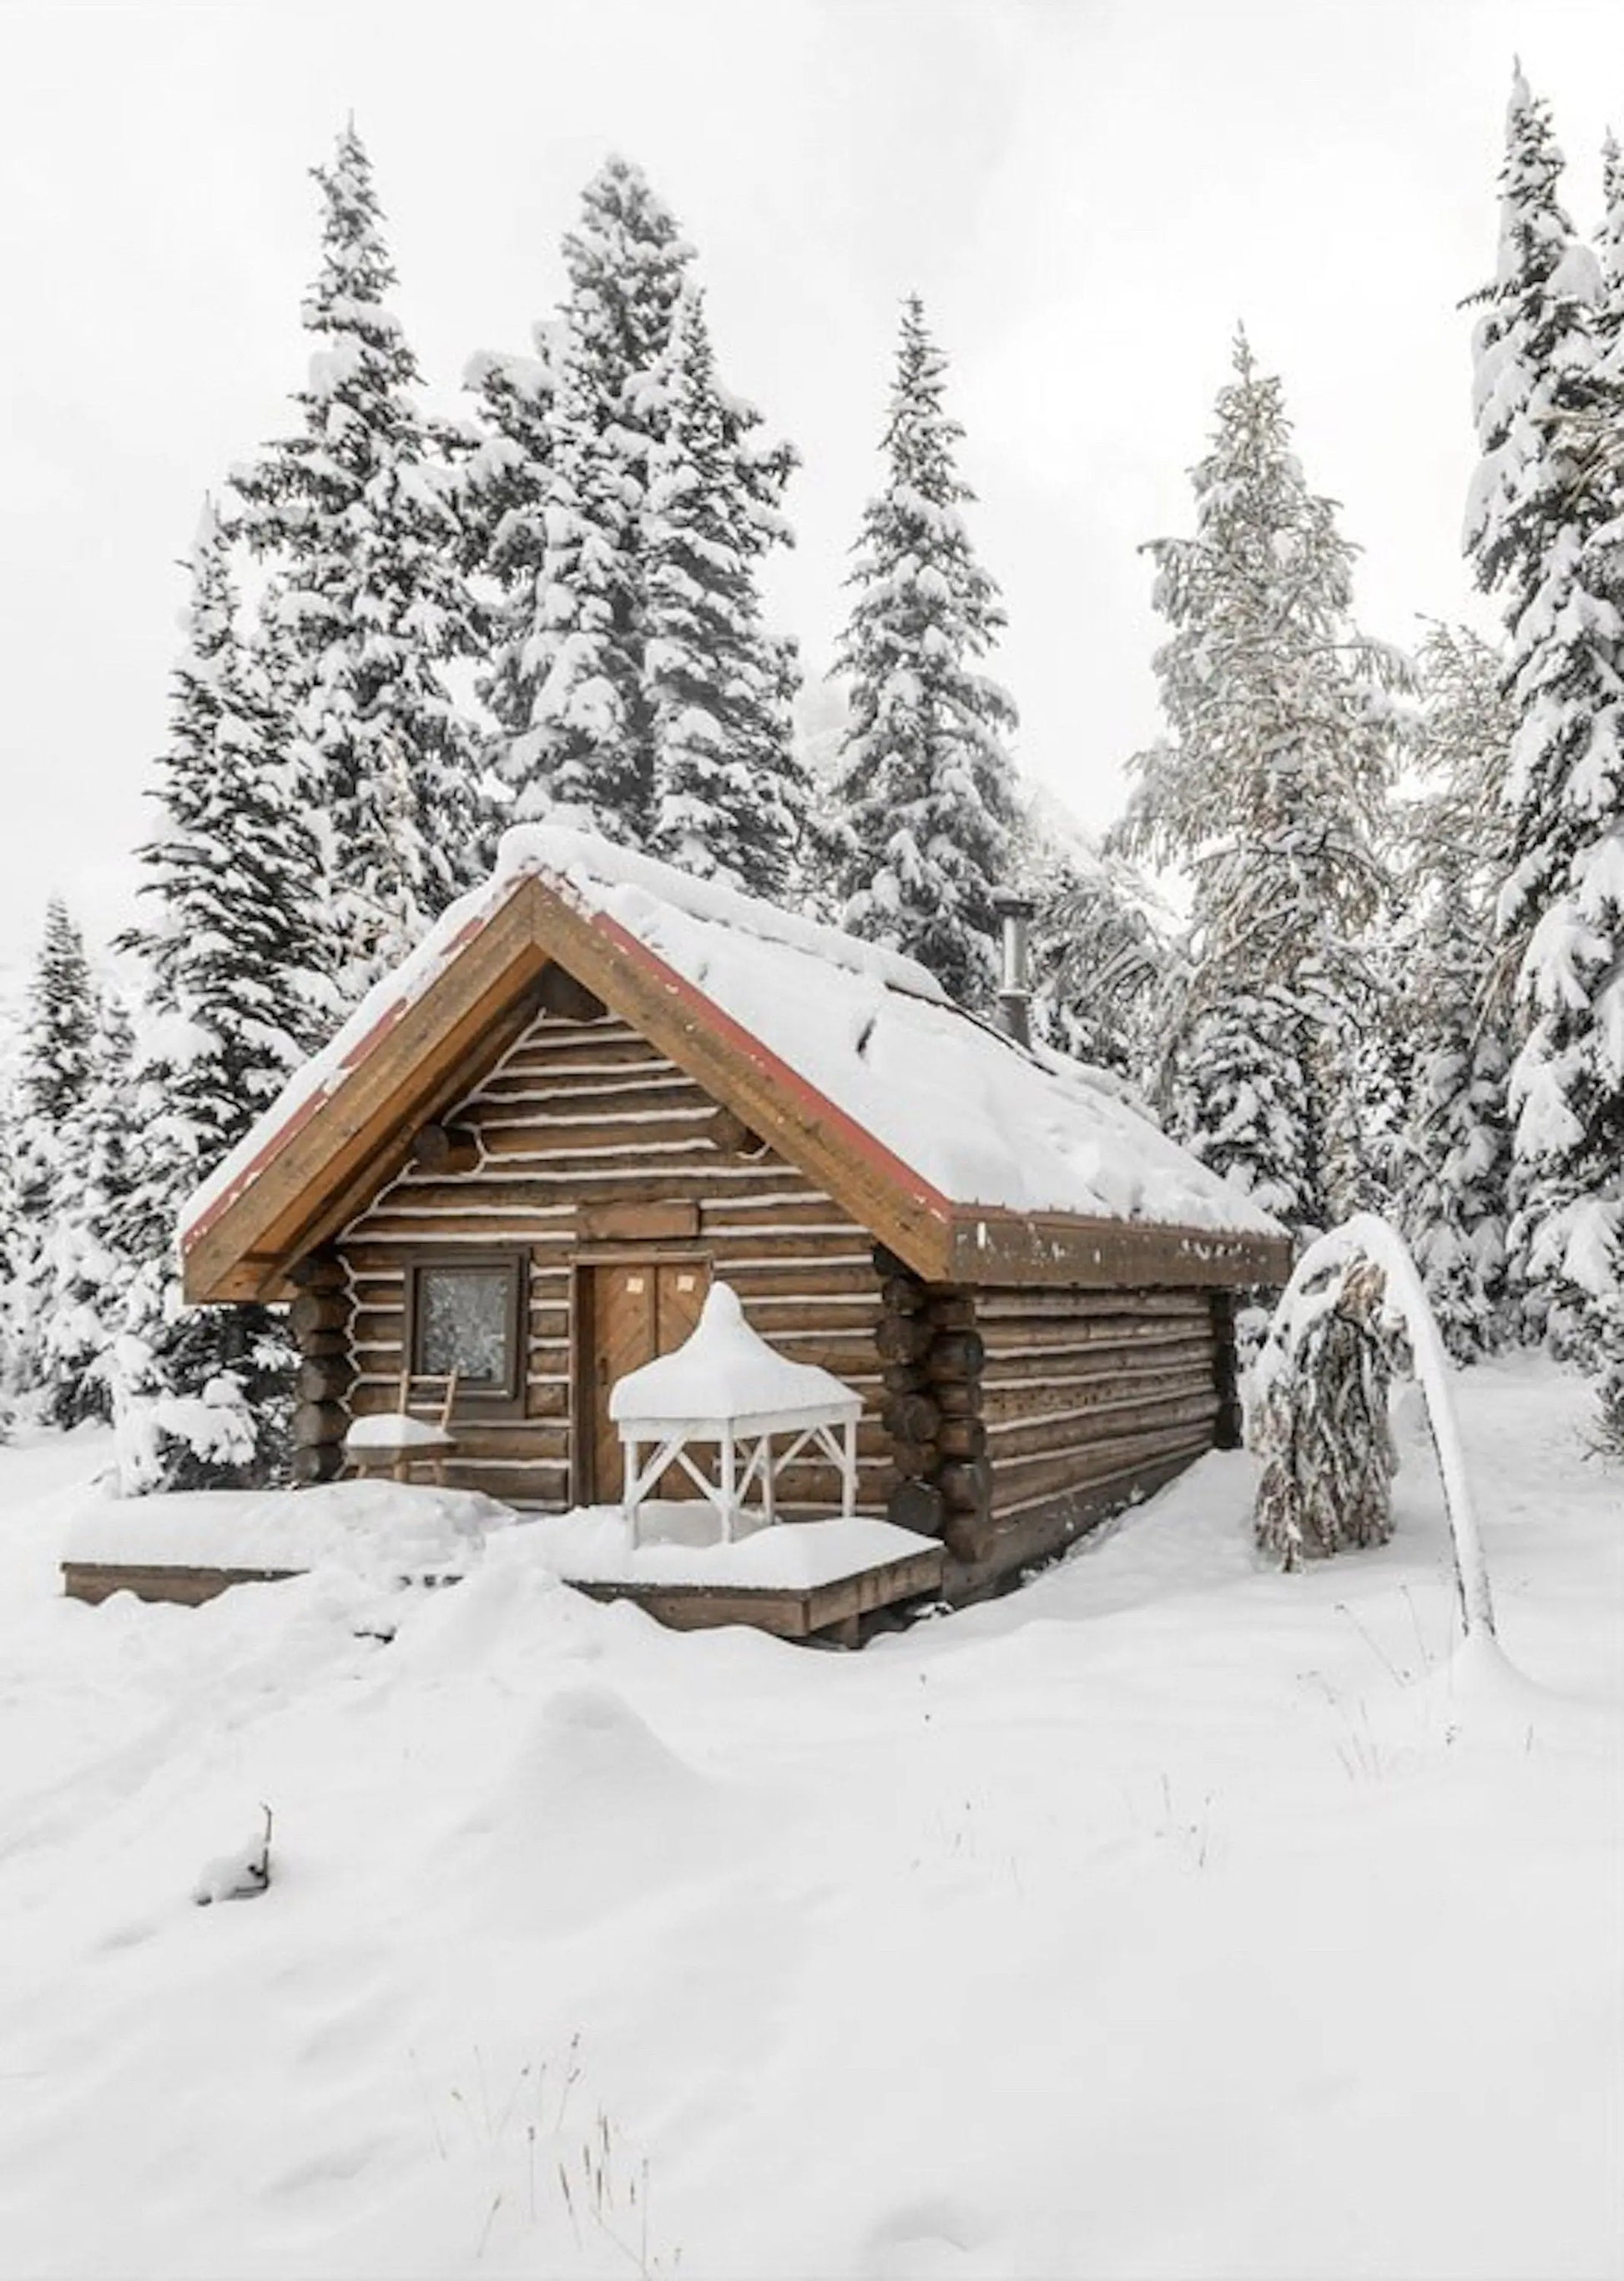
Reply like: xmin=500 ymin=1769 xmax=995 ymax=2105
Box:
xmin=192 ymin=1804 xmax=274 ymax=1905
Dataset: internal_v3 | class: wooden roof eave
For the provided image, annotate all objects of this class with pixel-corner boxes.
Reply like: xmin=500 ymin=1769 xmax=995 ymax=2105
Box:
xmin=181 ymin=883 xmax=558 ymax=1304
xmin=946 ymin=1209 xmax=1294 ymax=1291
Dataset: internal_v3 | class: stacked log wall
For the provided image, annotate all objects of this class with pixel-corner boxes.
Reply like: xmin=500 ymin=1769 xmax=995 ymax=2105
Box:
xmin=953 ymin=1283 xmax=1225 ymax=1594
xmin=333 ymin=1007 xmax=892 ymax=1511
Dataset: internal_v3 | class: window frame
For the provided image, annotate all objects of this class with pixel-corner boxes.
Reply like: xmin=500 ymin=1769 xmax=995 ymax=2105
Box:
xmin=405 ymin=1249 xmax=529 ymax=1416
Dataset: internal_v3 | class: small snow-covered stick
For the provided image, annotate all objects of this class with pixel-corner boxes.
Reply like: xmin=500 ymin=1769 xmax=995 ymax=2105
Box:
xmin=1255 ymin=1214 xmax=1496 ymax=1639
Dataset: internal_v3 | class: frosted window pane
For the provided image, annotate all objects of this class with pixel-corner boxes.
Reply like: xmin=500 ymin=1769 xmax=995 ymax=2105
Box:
xmin=419 ymin=1268 xmax=512 ymax=1385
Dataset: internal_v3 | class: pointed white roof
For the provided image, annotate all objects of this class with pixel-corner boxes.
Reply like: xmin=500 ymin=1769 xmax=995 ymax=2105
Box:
xmin=609 ymin=1284 xmax=860 ymax=1429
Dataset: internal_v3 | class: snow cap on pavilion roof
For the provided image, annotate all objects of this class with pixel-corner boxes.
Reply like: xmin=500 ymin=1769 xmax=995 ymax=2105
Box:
xmin=609 ymin=1284 xmax=860 ymax=1428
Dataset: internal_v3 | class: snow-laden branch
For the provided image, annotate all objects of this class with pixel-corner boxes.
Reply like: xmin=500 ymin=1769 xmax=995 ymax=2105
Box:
xmin=1253 ymin=1213 xmax=1496 ymax=1639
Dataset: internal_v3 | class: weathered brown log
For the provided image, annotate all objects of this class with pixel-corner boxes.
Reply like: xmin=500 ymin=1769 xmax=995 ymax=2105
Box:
xmin=890 ymin=1439 xmax=936 ymax=1480
xmin=875 ymin=1314 xmax=933 ymax=1365
xmin=298 ymin=1328 xmax=350 ymax=1361
xmin=534 ymin=963 xmax=607 ymax=1022
xmin=883 ymin=1391 xmax=941 ymax=1443
xmin=701 ymin=1106 xmax=764 ymax=1158
xmin=938 ymin=1456 xmax=994 ymax=1512
xmin=937 ymin=1416 xmax=987 ymax=1461
xmin=292 ymin=1443 xmax=347 ymax=1486
xmin=881 ymin=1361 xmax=927 ymax=1396
xmin=934 ymin=1380 xmax=983 ymax=1418
xmin=887 ymin=1479 xmax=946 ymax=1537
xmin=290 ymin=1292 xmax=348 ymax=1341
xmin=924 ymin=1291 xmax=976 ymax=1330
xmin=287 ymin=1251 xmax=345 ymax=1294
xmin=292 ymin=1400 xmax=348 ymax=1449
xmin=411 ymin=1123 xmax=480 ymax=1175
xmin=295 ymin=1358 xmax=354 ymax=1405
xmin=880 ymin=1274 xmax=927 ymax=1316
xmin=871 ymin=1243 xmax=915 ymax=1281
xmin=925 ymin=1330 xmax=985 ymax=1381
xmin=943 ymin=1506 xmax=998 ymax=1564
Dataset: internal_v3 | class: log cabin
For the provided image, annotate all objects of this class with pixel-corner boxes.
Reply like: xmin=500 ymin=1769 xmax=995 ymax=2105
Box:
xmin=173 ymin=825 xmax=1291 ymax=1613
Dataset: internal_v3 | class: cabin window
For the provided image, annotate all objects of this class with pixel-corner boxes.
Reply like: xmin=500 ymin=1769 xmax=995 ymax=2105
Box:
xmin=408 ymin=1254 xmax=526 ymax=1401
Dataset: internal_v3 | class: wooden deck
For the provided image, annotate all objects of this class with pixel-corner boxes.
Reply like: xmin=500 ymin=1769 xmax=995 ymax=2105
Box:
xmin=59 ymin=1541 xmax=946 ymax=1643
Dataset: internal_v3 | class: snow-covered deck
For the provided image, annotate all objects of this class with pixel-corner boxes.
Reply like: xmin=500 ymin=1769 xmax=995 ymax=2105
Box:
xmin=58 ymin=1483 xmax=945 ymax=1643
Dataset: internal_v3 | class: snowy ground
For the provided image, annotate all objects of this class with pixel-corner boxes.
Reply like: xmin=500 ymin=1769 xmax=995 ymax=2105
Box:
xmin=0 ymin=1355 xmax=1618 ymax=2281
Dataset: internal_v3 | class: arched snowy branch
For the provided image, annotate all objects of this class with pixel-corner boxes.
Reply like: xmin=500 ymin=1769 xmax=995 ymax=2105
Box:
xmin=1252 ymin=1213 xmax=1496 ymax=1639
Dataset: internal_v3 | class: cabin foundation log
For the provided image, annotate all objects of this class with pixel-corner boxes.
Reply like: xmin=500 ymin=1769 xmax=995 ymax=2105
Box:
xmin=1211 ymin=1289 xmax=1243 ymax=1449
xmin=290 ymin=1251 xmax=351 ymax=1487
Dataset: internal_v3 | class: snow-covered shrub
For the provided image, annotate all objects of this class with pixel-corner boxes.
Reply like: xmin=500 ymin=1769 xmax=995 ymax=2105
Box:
xmin=1252 ymin=1254 xmax=1401 ymax=1570
xmin=1249 ymin=1215 xmax=1498 ymax=1640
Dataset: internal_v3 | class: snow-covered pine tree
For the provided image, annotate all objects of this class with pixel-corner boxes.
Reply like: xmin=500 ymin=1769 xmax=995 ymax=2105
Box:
xmin=37 ymin=981 xmax=136 ymax=1427
xmin=1466 ymin=75 xmax=1624 ymax=1426
xmin=830 ymin=295 xmax=1021 ymax=1007
xmin=490 ymin=158 xmax=693 ymax=841
xmin=3 ymin=899 xmax=97 ymax=1420
xmin=643 ymin=285 xmax=807 ymax=894
xmin=1014 ymin=796 xmax=1169 ymax=1078
xmin=233 ymin=122 xmax=484 ymax=1000
xmin=1394 ymin=625 xmax=1516 ymax=1360
xmin=1115 ymin=331 xmax=1400 ymax=1235
xmin=108 ymin=505 xmax=329 ymax=1493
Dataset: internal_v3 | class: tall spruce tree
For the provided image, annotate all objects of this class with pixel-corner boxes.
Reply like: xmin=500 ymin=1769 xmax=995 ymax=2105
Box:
xmin=489 ymin=158 xmax=692 ymax=840
xmin=644 ymin=285 xmax=807 ymax=894
xmin=830 ymin=295 xmax=1021 ymax=1006
xmin=1466 ymin=73 xmax=1624 ymax=1425
xmin=1115 ymin=332 xmax=1399 ymax=1234
xmin=4 ymin=900 xmax=97 ymax=1419
xmin=1395 ymin=625 xmax=1516 ymax=1359
xmin=233 ymin=122 xmax=484 ymax=999
xmin=108 ymin=507 xmax=326 ymax=1492
xmin=37 ymin=981 xmax=136 ymax=1428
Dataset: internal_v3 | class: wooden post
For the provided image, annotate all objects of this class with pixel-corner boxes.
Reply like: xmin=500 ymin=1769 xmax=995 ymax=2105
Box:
xmin=289 ymin=1250 xmax=351 ymax=1486
xmin=1211 ymin=1288 xmax=1243 ymax=1451
xmin=875 ymin=1257 xmax=994 ymax=1560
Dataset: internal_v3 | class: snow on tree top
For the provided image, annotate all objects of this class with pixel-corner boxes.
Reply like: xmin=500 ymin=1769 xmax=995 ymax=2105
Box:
xmin=180 ymin=824 xmax=1286 ymax=1251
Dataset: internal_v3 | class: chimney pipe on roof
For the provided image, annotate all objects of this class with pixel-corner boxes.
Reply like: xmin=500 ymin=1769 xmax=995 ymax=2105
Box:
xmin=991 ymin=889 xmax=1036 ymax=1047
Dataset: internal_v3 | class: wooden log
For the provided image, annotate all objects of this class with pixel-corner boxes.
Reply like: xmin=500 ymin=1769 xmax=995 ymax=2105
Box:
xmin=292 ymin=1400 xmax=348 ymax=1450
xmin=287 ymin=1251 xmax=346 ymax=1294
xmin=295 ymin=1357 xmax=354 ymax=1405
xmin=943 ymin=1506 xmax=997 ymax=1565
xmin=581 ymin=1199 xmax=700 ymax=1242
xmin=890 ymin=1439 xmax=936 ymax=1480
xmin=880 ymin=1274 xmax=927 ymax=1315
xmin=934 ymin=1380 xmax=983 ymax=1419
xmin=881 ymin=1362 xmax=929 ymax=1396
xmin=534 ymin=964 xmax=608 ymax=1022
xmin=923 ymin=1291 xmax=976 ymax=1330
xmin=938 ymin=1456 xmax=994 ymax=1513
xmin=411 ymin=1123 xmax=481 ymax=1175
xmin=290 ymin=1291 xmax=348 ymax=1341
xmin=887 ymin=1478 xmax=946 ymax=1537
xmin=292 ymin=1443 xmax=346 ymax=1486
xmin=298 ymin=1328 xmax=351 ymax=1361
xmin=872 ymin=1243 xmax=915 ymax=1281
xmin=937 ymin=1416 xmax=987 ymax=1461
xmin=925 ymin=1330 xmax=984 ymax=1381
xmin=702 ymin=1105 xmax=766 ymax=1158
xmin=882 ymin=1391 xmax=941 ymax=1443
xmin=875 ymin=1315 xmax=933 ymax=1365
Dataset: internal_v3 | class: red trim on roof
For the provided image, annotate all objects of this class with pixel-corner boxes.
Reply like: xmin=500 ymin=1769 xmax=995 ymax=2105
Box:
xmin=179 ymin=906 xmax=494 ymax=1257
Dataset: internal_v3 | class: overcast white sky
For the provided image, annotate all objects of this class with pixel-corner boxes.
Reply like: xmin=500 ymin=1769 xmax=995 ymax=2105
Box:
xmin=3 ymin=0 xmax=1621 ymax=974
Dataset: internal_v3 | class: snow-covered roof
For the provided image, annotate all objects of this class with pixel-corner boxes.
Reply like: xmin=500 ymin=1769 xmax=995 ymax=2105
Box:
xmin=609 ymin=1284 xmax=861 ymax=1428
xmin=181 ymin=823 xmax=1289 ymax=1299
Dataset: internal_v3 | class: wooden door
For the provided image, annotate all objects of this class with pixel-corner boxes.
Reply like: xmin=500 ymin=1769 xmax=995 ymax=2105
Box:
xmin=581 ymin=1259 xmax=709 ymax=1503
